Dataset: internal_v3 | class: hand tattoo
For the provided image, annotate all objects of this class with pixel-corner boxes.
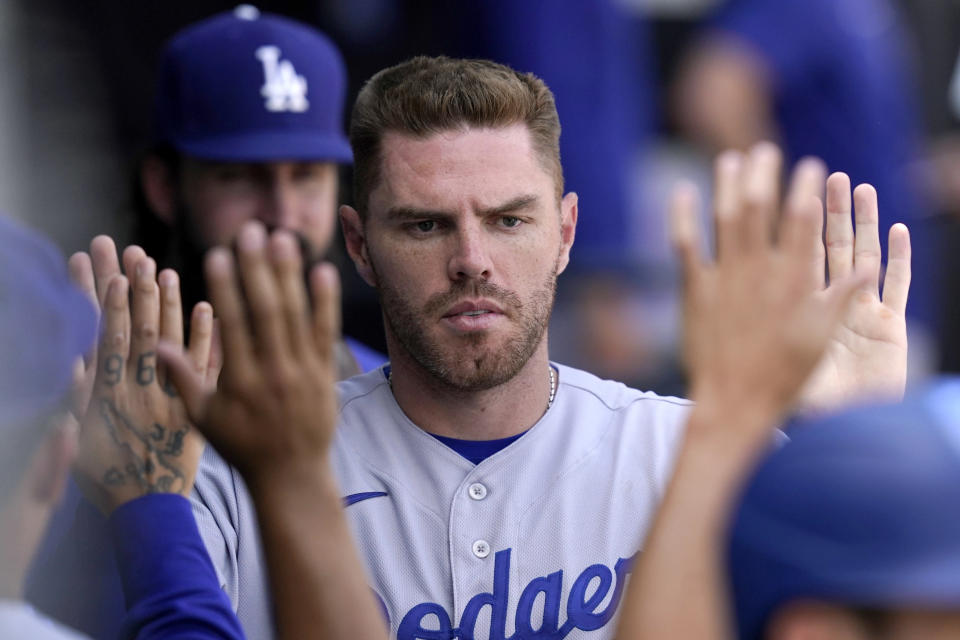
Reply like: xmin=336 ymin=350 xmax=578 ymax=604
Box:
xmin=136 ymin=351 xmax=156 ymax=386
xmin=97 ymin=398 xmax=189 ymax=494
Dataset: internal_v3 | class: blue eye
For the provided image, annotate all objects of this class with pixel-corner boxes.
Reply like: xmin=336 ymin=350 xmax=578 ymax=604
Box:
xmin=416 ymin=220 xmax=436 ymax=233
xmin=500 ymin=216 xmax=521 ymax=228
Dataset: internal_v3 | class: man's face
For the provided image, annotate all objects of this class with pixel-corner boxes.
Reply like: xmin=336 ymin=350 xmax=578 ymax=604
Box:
xmin=348 ymin=124 xmax=577 ymax=391
xmin=179 ymin=159 xmax=338 ymax=254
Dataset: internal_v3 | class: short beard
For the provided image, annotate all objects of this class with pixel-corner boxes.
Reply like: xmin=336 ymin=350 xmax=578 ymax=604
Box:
xmin=373 ymin=256 xmax=559 ymax=392
xmin=162 ymin=207 xmax=324 ymax=325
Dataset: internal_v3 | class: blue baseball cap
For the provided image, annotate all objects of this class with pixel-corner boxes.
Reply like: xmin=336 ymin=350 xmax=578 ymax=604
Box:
xmin=154 ymin=5 xmax=352 ymax=163
xmin=728 ymin=379 xmax=960 ymax=639
xmin=0 ymin=216 xmax=97 ymax=426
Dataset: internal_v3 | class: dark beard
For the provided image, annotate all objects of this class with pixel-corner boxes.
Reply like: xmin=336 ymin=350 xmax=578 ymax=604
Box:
xmin=159 ymin=209 xmax=325 ymax=329
xmin=374 ymin=257 xmax=558 ymax=392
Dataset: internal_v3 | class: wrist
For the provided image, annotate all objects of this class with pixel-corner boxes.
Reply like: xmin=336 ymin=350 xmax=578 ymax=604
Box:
xmin=684 ymin=393 xmax=785 ymax=461
xmin=245 ymin=458 xmax=341 ymax=512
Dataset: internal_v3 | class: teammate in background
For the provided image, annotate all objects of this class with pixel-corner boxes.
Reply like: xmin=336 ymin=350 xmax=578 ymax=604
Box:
xmin=134 ymin=5 xmax=383 ymax=374
xmin=0 ymin=215 xmax=243 ymax=639
xmin=729 ymin=382 xmax=960 ymax=640
xmin=672 ymin=0 xmax=935 ymax=337
xmin=617 ymin=379 xmax=960 ymax=636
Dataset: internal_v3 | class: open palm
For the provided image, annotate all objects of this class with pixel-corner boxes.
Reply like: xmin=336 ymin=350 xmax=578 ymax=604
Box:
xmin=799 ymin=174 xmax=910 ymax=411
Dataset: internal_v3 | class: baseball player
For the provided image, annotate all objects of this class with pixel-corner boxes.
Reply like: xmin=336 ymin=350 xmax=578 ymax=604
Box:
xmin=134 ymin=4 xmax=383 ymax=374
xmin=184 ymin=57 xmax=907 ymax=639
xmin=27 ymin=8 xmax=383 ymax=637
xmin=0 ymin=215 xmax=247 ymax=639
xmin=37 ymin=56 xmax=910 ymax=639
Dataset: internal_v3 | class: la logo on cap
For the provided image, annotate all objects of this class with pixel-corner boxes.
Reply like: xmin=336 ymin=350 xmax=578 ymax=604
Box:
xmin=256 ymin=45 xmax=308 ymax=113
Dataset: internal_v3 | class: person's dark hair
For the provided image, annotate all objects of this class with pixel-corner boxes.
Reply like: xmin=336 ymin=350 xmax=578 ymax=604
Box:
xmin=131 ymin=145 xmax=181 ymax=261
xmin=349 ymin=56 xmax=563 ymax=216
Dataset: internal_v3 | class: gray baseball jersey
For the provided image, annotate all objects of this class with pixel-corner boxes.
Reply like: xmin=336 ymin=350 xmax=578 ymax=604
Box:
xmin=191 ymin=363 xmax=691 ymax=639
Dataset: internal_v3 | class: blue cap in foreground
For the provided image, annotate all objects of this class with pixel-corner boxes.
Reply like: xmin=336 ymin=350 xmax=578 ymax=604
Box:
xmin=0 ymin=216 xmax=97 ymax=425
xmin=728 ymin=379 xmax=960 ymax=640
xmin=154 ymin=5 xmax=352 ymax=163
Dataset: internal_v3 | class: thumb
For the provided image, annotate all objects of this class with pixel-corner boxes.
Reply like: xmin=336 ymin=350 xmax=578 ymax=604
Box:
xmin=157 ymin=339 xmax=208 ymax=425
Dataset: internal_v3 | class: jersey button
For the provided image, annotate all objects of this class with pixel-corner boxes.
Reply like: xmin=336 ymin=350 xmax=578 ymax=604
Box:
xmin=472 ymin=540 xmax=491 ymax=559
xmin=468 ymin=483 xmax=488 ymax=500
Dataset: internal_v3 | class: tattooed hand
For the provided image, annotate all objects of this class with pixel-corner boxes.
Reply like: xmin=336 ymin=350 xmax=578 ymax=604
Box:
xmin=72 ymin=238 xmax=217 ymax=514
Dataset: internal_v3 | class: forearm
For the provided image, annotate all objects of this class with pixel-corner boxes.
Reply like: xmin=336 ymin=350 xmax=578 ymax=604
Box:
xmin=249 ymin=465 xmax=387 ymax=640
xmin=616 ymin=402 xmax=777 ymax=640
xmin=110 ymin=494 xmax=245 ymax=640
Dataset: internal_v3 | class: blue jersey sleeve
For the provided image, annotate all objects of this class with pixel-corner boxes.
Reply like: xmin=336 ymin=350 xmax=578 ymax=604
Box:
xmin=25 ymin=480 xmax=127 ymax=639
xmin=110 ymin=494 xmax=246 ymax=640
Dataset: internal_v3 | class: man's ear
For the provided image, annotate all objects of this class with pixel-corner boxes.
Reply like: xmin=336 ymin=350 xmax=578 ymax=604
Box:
xmin=141 ymin=154 xmax=177 ymax=225
xmin=557 ymin=191 xmax=578 ymax=275
xmin=339 ymin=205 xmax=377 ymax=287
xmin=25 ymin=418 xmax=77 ymax=506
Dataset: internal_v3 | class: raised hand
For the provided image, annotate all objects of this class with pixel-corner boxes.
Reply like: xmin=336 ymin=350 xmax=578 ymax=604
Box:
xmin=159 ymin=224 xmax=340 ymax=488
xmin=72 ymin=236 xmax=216 ymax=513
xmin=617 ymin=144 xmax=870 ymax=640
xmin=675 ymin=143 xmax=867 ymax=429
xmin=159 ymin=222 xmax=385 ymax=640
xmin=798 ymin=173 xmax=910 ymax=411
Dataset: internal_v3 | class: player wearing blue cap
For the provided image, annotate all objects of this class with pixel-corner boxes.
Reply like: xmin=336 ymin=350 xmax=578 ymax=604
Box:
xmin=28 ymin=8 xmax=381 ymax=637
xmin=729 ymin=380 xmax=960 ymax=640
xmin=136 ymin=4 xmax=383 ymax=373
xmin=619 ymin=380 xmax=960 ymax=640
xmin=0 ymin=215 xmax=244 ymax=639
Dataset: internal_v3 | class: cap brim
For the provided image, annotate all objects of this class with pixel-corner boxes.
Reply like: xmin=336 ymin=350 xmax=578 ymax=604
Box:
xmin=173 ymin=130 xmax=353 ymax=164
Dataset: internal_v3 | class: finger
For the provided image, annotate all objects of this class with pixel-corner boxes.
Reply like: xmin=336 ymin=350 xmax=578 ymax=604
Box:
xmin=309 ymin=263 xmax=341 ymax=367
xmin=95 ymin=276 xmax=130 ymax=393
xmin=783 ymin=158 xmax=827 ymax=282
xmin=270 ymin=230 xmax=313 ymax=357
xmin=89 ymin=236 xmax=121 ymax=308
xmin=881 ymin=223 xmax=911 ymax=316
xmin=158 ymin=269 xmax=184 ymax=349
xmin=784 ymin=157 xmax=827 ymax=219
xmin=128 ymin=258 xmax=160 ymax=388
xmin=70 ymin=356 xmax=87 ymax=418
xmin=669 ymin=181 xmax=705 ymax=281
xmin=740 ymin=142 xmax=782 ymax=252
xmin=121 ymin=245 xmax=148 ymax=279
xmin=236 ymin=222 xmax=291 ymax=362
xmin=205 ymin=320 xmax=223 ymax=387
xmin=204 ymin=248 xmax=256 ymax=388
xmin=187 ymin=301 xmax=214 ymax=375
xmin=156 ymin=340 xmax=208 ymax=427
xmin=713 ymin=150 xmax=745 ymax=260
xmin=69 ymin=252 xmax=99 ymax=368
xmin=824 ymin=172 xmax=854 ymax=282
xmin=853 ymin=183 xmax=882 ymax=295
xmin=68 ymin=252 xmax=98 ymax=309
xmin=805 ymin=196 xmax=825 ymax=291
xmin=782 ymin=195 xmax=823 ymax=290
